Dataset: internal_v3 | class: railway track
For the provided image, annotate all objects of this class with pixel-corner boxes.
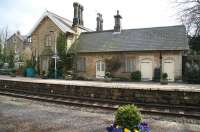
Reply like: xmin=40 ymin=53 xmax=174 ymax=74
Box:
xmin=0 ymin=88 xmax=200 ymax=120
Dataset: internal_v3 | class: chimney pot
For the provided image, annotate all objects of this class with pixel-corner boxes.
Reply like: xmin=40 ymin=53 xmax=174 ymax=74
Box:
xmin=16 ymin=31 xmax=20 ymax=35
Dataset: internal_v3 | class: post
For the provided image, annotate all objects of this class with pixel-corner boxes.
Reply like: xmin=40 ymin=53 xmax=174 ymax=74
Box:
xmin=160 ymin=51 xmax=162 ymax=80
xmin=54 ymin=33 xmax=57 ymax=79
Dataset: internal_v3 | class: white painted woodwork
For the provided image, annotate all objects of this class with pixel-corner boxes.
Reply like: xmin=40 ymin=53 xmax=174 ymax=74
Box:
xmin=140 ymin=59 xmax=153 ymax=81
xmin=96 ymin=60 xmax=105 ymax=78
xmin=163 ymin=59 xmax=175 ymax=81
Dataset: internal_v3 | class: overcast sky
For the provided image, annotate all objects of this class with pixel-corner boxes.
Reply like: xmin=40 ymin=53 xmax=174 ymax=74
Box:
xmin=0 ymin=0 xmax=181 ymax=36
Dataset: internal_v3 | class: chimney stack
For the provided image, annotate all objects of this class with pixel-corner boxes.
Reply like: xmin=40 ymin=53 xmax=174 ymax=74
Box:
xmin=79 ymin=5 xmax=84 ymax=25
xmin=114 ymin=10 xmax=122 ymax=32
xmin=96 ymin=13 xmax=103 ymax=31
xmin=73 ymin=2 xmax=84 ymax=26
xmin=73 ymin=2 xmax=79 ymax=26
xmin=16 ymin=30 xmax=20 ymax=35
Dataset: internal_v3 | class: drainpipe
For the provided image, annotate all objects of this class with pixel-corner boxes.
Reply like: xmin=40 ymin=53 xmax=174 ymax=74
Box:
xmin=160 ymin=51 xmax=162 ymax=80
xmin=50 ymin=30 xmax=58 ymax=79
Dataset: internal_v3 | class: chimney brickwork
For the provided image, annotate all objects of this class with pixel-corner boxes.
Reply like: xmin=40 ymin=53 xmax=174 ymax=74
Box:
xmin=114 ymin=10 xmax=122 ymax=32
xmin=73 ymin=2 xmax=79 ymax=26
xmin=73 ymin=2 xmax=84 ymax=27
xmin=96 ymin=13 xmax=103 ymax=31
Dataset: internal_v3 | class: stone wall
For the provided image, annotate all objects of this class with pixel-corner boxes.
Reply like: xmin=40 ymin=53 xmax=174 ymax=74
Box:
xmin=0 ymin=80 xmax=199 ymax=106
xmin=77 ymin=51 xmax=183 ymax=80
xmin=31 ymin=16 xmax=82 ymax=73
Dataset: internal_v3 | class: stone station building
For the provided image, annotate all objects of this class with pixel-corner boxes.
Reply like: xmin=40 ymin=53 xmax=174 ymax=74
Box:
xmin=29 ymin=2 xmax=189 ymax=81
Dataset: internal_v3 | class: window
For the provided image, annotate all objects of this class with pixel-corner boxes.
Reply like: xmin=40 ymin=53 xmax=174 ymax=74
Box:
xmin=27 ymin=37 xmax=32 ymax=43
xmin=96 ymin=61 xmax=100 ymax=71
xmin=125 ymin=58 xmax=134 ymax=72
xmin=77 ymin=57 xmax=86 ymax=72
xmin=45 ymin=33 xmax=54 ymax=46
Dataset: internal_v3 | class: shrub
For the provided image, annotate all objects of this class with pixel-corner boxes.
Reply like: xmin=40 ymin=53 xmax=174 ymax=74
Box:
xmin=11 ymin=69 xmax=16 ymax=74
xmin=161 ymin=73 xmax=168 ymax=80
xmin=131 ymin=71 xmax=141 ymax=81
xmin=105 ymin=57 xmax=121 ymax=73
xmin=115 ymin=104 xmax=142 ymax=130
xmin=48 ymin=68 xmax=63 ymax=79
xmin=185 ymin=69 xmax=200 ymax=84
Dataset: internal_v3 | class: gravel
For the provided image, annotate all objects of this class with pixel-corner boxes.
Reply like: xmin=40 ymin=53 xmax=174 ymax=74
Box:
xmin=0 ymin=95 xmax=200 ymax=132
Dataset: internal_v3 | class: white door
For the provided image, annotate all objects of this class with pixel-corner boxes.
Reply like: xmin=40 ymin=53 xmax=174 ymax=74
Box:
xmin=140 ymin=59 xmax=153 ymax=81
xmin=163 ymin=59 xmax=174 ymax=81
xmin=96 ymin=60 xmax=105 ymax=78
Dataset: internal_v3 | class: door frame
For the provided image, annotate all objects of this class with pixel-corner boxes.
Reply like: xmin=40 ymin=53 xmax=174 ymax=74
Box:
xmin=139 ymin=56 xmax=154 ymax=81
xmin=96 ymin=60 xmax=105 ymax=78
xmin=163 ymin=58 xmax=175 ymax=81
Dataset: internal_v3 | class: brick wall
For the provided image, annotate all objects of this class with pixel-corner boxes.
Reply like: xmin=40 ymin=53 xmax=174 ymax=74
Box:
xmin=77 ymin=51 xmax=183 ymax=80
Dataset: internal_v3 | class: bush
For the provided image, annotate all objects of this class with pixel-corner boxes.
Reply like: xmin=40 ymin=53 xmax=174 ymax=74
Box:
xmin=185 ymin=69 xmax=200 ymax=84
xmin=161 ymin=73 xmax=168 ymax=80
xmin=131 ymin=71 xmax=141 ymax=81
xmin=105 ymin=56 xmax=121 ymax=74
xmin=115 ymin=104 xmax=142 ymax=130
xmin=11 ymin=69 xmax=16 ymax=74
xmin=48 ymin=68 xmax=63 ymax=79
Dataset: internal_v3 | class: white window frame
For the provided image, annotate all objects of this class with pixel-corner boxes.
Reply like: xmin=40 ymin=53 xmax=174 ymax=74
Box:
xmin=77 ymin=57 xmax=86 ymax=72
xmin=125 ymin=58 xmax=135 ymax=72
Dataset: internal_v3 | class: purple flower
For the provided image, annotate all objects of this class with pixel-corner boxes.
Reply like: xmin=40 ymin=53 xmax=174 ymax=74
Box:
xmin=138 ymin=122 xmax=150 ymax=132
xmin=106 ymin=126 xmax=123 ymax=132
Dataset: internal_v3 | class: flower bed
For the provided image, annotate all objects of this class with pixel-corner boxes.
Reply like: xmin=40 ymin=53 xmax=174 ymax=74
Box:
xmin=106 ymin=122 xmax=150 ymax=132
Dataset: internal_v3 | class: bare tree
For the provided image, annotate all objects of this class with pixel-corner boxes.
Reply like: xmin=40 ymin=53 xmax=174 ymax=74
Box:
xmin=176 ymin=0 xmax=200 ymax=36
xmin=0 ymin=27 xmax=10 ymax=62
xmin=0 ymin=26 xmax=9 ymax=47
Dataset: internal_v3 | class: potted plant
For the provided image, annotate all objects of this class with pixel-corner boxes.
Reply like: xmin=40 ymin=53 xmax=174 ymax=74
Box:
xmin=106 ymin=104 xmax=150 ymax=132
xmin=161 ymin=73 xmax=168 ymax=85
xmin=41 ymin=70 xmax=47 ymax=79
xmin=131 ymin=71 xmax=141 ymax=82
xmin=105 ymin=72 xmax=112 ymax=82
xmin=65 ymin=70 xmax=73 ymax=80
xmin=10 ymin=69 xmax=16 ymax=77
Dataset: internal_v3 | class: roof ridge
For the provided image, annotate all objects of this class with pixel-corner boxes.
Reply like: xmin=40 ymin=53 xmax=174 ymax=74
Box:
xmin=122 ymin=25 xmax=185 ymax=31
xmin=47 ymin=11 xmax=73 ymax=29
xmin=46 ymin=10 xmax=92 ymax=32
xmin=81 ymin=25 xmax=185 ymax=35
xmin=46 ymin=10 xmax=73 ymax=24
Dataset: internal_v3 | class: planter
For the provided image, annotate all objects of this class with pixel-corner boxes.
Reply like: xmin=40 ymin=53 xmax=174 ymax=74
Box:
xmin=10 ymin=69 xmax=16 ymax=77
xmin=10 ymin=73 xmax=16 ymax=77
xmin=26 ymin=68 xmax=35 ymax=77
xmin=41 ymin=75 xmax=48 ymax=79
xmin=106 ymin=122 xmax=150 ymax=132
xmin=160 ymin=79 xmax=168 ymax=85
xmin=65 ymin=75 xmax=73 ymax=80
xmin=104 ymin=77 xmax=112 ymax=82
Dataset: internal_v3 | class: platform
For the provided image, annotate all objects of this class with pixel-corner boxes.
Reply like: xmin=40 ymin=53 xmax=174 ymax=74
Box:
xmin=0 ymin=75 xmax=199 ymax=92
xmin=0 ymin=75 xmax=200 ymax=107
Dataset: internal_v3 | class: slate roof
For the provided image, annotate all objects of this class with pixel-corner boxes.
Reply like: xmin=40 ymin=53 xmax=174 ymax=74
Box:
xmin=28 ymin=11 xmax=92 ymax=36
xmin=7 ymin=33 xmax=27 ymax=42
xmin=75 ymin=25 xmax=189 ymax=53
